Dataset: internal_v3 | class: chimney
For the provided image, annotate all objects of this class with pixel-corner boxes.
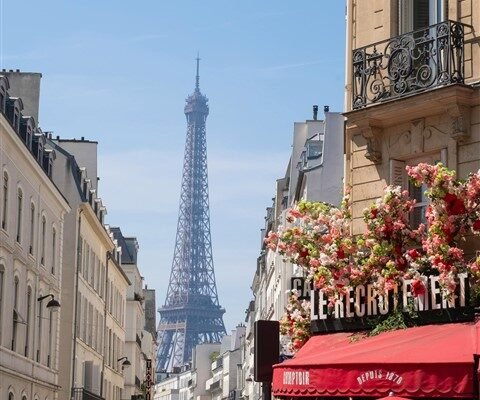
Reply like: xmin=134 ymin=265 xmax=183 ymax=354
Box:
xmin=313 ymin=105 xmax=318 ymax=120
xmin=2 ymin=71 xmax=42 ymax=124
xmin=324 ymin=105 xmax=330 ymax=113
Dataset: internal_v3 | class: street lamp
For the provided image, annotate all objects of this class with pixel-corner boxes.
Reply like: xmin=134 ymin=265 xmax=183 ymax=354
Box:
xmin=118 ymin=356 xmax=131 ymax=369
xmin=37 ymin=294 xmax=61 ymax=312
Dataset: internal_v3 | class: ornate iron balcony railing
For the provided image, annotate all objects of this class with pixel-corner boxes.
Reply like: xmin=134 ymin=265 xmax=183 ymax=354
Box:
xmin=352 ymin=20 xmax=465 ymax=109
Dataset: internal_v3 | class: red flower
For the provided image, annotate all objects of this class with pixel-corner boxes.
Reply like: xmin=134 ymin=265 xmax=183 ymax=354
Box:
xmin=370 ymin=208 xmax=378 ymax=218
xmin=473 ymin=220 xmax=480 ymax=231
xmin=411 ymin=279 xmax=426 ymax=297
xmin=337 ymin=248 xmax=345 ymax=259
xmin=407 ymin=249 xmax=421 ymax=259
xmin=444 ymin=193 xmax=466 ymax=215
xmin=299 ymin=248 xmax=309 ymax=258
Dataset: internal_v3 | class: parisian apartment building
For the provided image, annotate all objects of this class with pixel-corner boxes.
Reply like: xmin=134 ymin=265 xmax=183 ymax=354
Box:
xmin=242 ymin=0 xmax=479 ymax=398
xmin=241 ymin=107 xmax=344 ymax=399
xmin=153 ymin=325 xmax=245 ymax=400
xmin=0 ymin=70 xmax=156 ymax=400
xmin=0 ymin=71 xmax=70 ymax=399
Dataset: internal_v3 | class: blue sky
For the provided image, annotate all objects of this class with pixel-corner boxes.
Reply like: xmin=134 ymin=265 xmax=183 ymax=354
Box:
xmin=2 ymin=1 xmax=346 ymax=331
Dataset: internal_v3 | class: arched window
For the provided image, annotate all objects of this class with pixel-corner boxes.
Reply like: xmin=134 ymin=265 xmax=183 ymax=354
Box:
xmin=40 ymin=216 xmax=46 ymax=266
xmin=51 ymin=227 xmax=56 ymax=275
xmin=22 ymin=395 xmax=27 ymax=400
xmin=29 ymin=203 xmax=35 ymax=255
xmin=0 ymin=264 xmax=4 ymax=341
xmin=16 ymin=188 xmax=23 ymax=243
xmin=12 ymin=276 xmax=19 ymax=351
xmin=37 ymin=292 xmax=43 ymax=363
xmin=9 ymin=392 xmax=14 ymax=400
xmin=47 ymin=308 xmax=53 ymax=367
xmin=25 ymin=286 xmax=32 ymax=357
xmin=2 ymin=171 xmax=8 ymax=230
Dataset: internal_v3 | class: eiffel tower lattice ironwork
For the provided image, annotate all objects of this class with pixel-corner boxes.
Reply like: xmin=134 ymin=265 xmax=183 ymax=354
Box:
xmin=156 ymin=57 xmax=226 ymax=372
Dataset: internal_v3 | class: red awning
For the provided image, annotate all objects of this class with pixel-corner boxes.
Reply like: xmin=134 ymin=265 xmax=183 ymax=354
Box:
xmin=273 ymin=319 xmax=480 ymax=398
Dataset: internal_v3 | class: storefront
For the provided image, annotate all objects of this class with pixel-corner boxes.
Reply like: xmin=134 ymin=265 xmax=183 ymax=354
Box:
xmin=272 ymin=277 xmax=480 ymax=398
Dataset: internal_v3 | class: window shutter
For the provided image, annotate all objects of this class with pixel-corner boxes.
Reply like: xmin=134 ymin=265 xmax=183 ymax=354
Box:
xmin=390 ymin=159 xmax=406 ymax=189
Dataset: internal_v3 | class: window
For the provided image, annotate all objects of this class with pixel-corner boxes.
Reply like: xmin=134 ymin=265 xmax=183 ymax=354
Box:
xmin=47 ymin=309 xmax=53 ymax=367
xmin=409 ymin=180 xmax=428 ymax=228
xmin=390 ymin=154 xmax=444 ymax=229
xmin=399 ymin=0 xmax=446 ymax=33
xmin=51 ymin=228 xmax=56 ymax=275
xmin=0 ymin=265 xmax=4 ymax=341
xmin=25 ymin=287 xmax=32 ymax=357
xmin=12 ymin=276 xmax=19 ymax=351
xmin=2 ymin=171 xmax=8 ymax=230
xmin=9 ymin=393 xmax=14 ymax=400
xmin=306 ymin=141 xmax=323 ymax=160
xmin=29 ymin=203 xmax=35 ymax=255
xmin=16 ymin=188 xmax=23 ymax=243
xmin=41 ymin=216 xmax=46 ymax=266
xmin=37 ymin=293 xmax=43 ymax=362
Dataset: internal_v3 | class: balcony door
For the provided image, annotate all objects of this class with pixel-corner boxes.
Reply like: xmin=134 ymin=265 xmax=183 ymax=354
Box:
xmin=399 ymin=0 xmax=446 ymax=33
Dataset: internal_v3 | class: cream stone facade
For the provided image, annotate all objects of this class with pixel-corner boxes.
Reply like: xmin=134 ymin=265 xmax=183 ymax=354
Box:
xmin=0 ymin=73 xmax=70 ymax=399
xmin=345 ymin=0 xmax=480 ymax=234
xmin=51 ymin=138 xmax=130 ymax=400
xmin=103 ymin=244 xmax=129 ymax=400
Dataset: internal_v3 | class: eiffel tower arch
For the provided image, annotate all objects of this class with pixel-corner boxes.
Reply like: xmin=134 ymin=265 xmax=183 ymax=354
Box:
xmin=156 ymin=57 xmax=226 ymax=373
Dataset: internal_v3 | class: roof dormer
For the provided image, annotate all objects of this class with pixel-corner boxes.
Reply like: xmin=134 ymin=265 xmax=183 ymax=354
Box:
xmin=32 ymin=132 xmax=46 ymax=165
xmin=0 ymin=75 xmax=9 ymax=114
xmin=20 ymin=116 xmax=35 ymax=149
xmin=43 ymin=148 xmax=55 ymax=178
xmin=6 ymin=97 xmax=23 ymax=133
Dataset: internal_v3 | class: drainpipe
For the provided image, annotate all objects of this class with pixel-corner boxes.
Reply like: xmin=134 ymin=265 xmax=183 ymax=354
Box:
xmin=100 ymin=250 xmax=111 ymax=397
xmin=71 ymin=210 xmax=83 ymax=399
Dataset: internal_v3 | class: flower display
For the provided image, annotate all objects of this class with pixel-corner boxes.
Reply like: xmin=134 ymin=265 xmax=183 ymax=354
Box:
xmin=266 ymin=164 xmax=480 ymax=352
xmin=280 ymin=289 xmax=311 ymax=352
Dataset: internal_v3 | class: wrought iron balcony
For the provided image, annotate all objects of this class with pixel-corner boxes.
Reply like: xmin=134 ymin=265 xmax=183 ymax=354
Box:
xmin=352 ymin=20 xmax=465 ymax=110
xmin=72 ymin=388 xmax=104 ymax=400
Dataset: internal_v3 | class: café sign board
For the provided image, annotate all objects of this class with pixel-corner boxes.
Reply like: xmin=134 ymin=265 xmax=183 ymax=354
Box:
xmin=145 ymin=358 xmax=153 ymax=399
xmin=290 ymin=273 xmax=474 ymax=334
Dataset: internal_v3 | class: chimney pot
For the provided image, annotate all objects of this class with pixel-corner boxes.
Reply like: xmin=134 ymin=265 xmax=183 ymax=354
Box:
xmin=313 ymin=105 xmax=318 ymax=120
xmin=15 ymin=69 xmax=20 ymax=73
xmin=324 ymin=105 xmax=329 ymax=113
xmin=81 ymin=136 xmax=85 ymax=141
xmin=9 ymin=69 xmax=13 ymax=72
xmin=56 ymin=135 xmax=60 ymax=140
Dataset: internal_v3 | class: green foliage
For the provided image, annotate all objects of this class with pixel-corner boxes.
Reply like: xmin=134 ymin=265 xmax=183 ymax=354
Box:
xmin=209 ymin=351 xmax=220 ymax=362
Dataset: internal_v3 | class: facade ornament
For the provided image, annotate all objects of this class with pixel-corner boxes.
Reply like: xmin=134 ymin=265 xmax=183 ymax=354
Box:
xmin=448 ymin=105 xmax=470 ymax=142
xmin=361 ymin=125 xmax=383 ymax=163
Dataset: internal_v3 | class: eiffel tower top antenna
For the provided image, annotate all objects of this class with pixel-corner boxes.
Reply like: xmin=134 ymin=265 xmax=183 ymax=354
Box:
xmin=195 ymin=52 xmax=200 ymax=90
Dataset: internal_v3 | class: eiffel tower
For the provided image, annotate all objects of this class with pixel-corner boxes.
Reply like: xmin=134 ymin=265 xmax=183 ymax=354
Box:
xmin=156 ymin=57 xmax=226 ymax=372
